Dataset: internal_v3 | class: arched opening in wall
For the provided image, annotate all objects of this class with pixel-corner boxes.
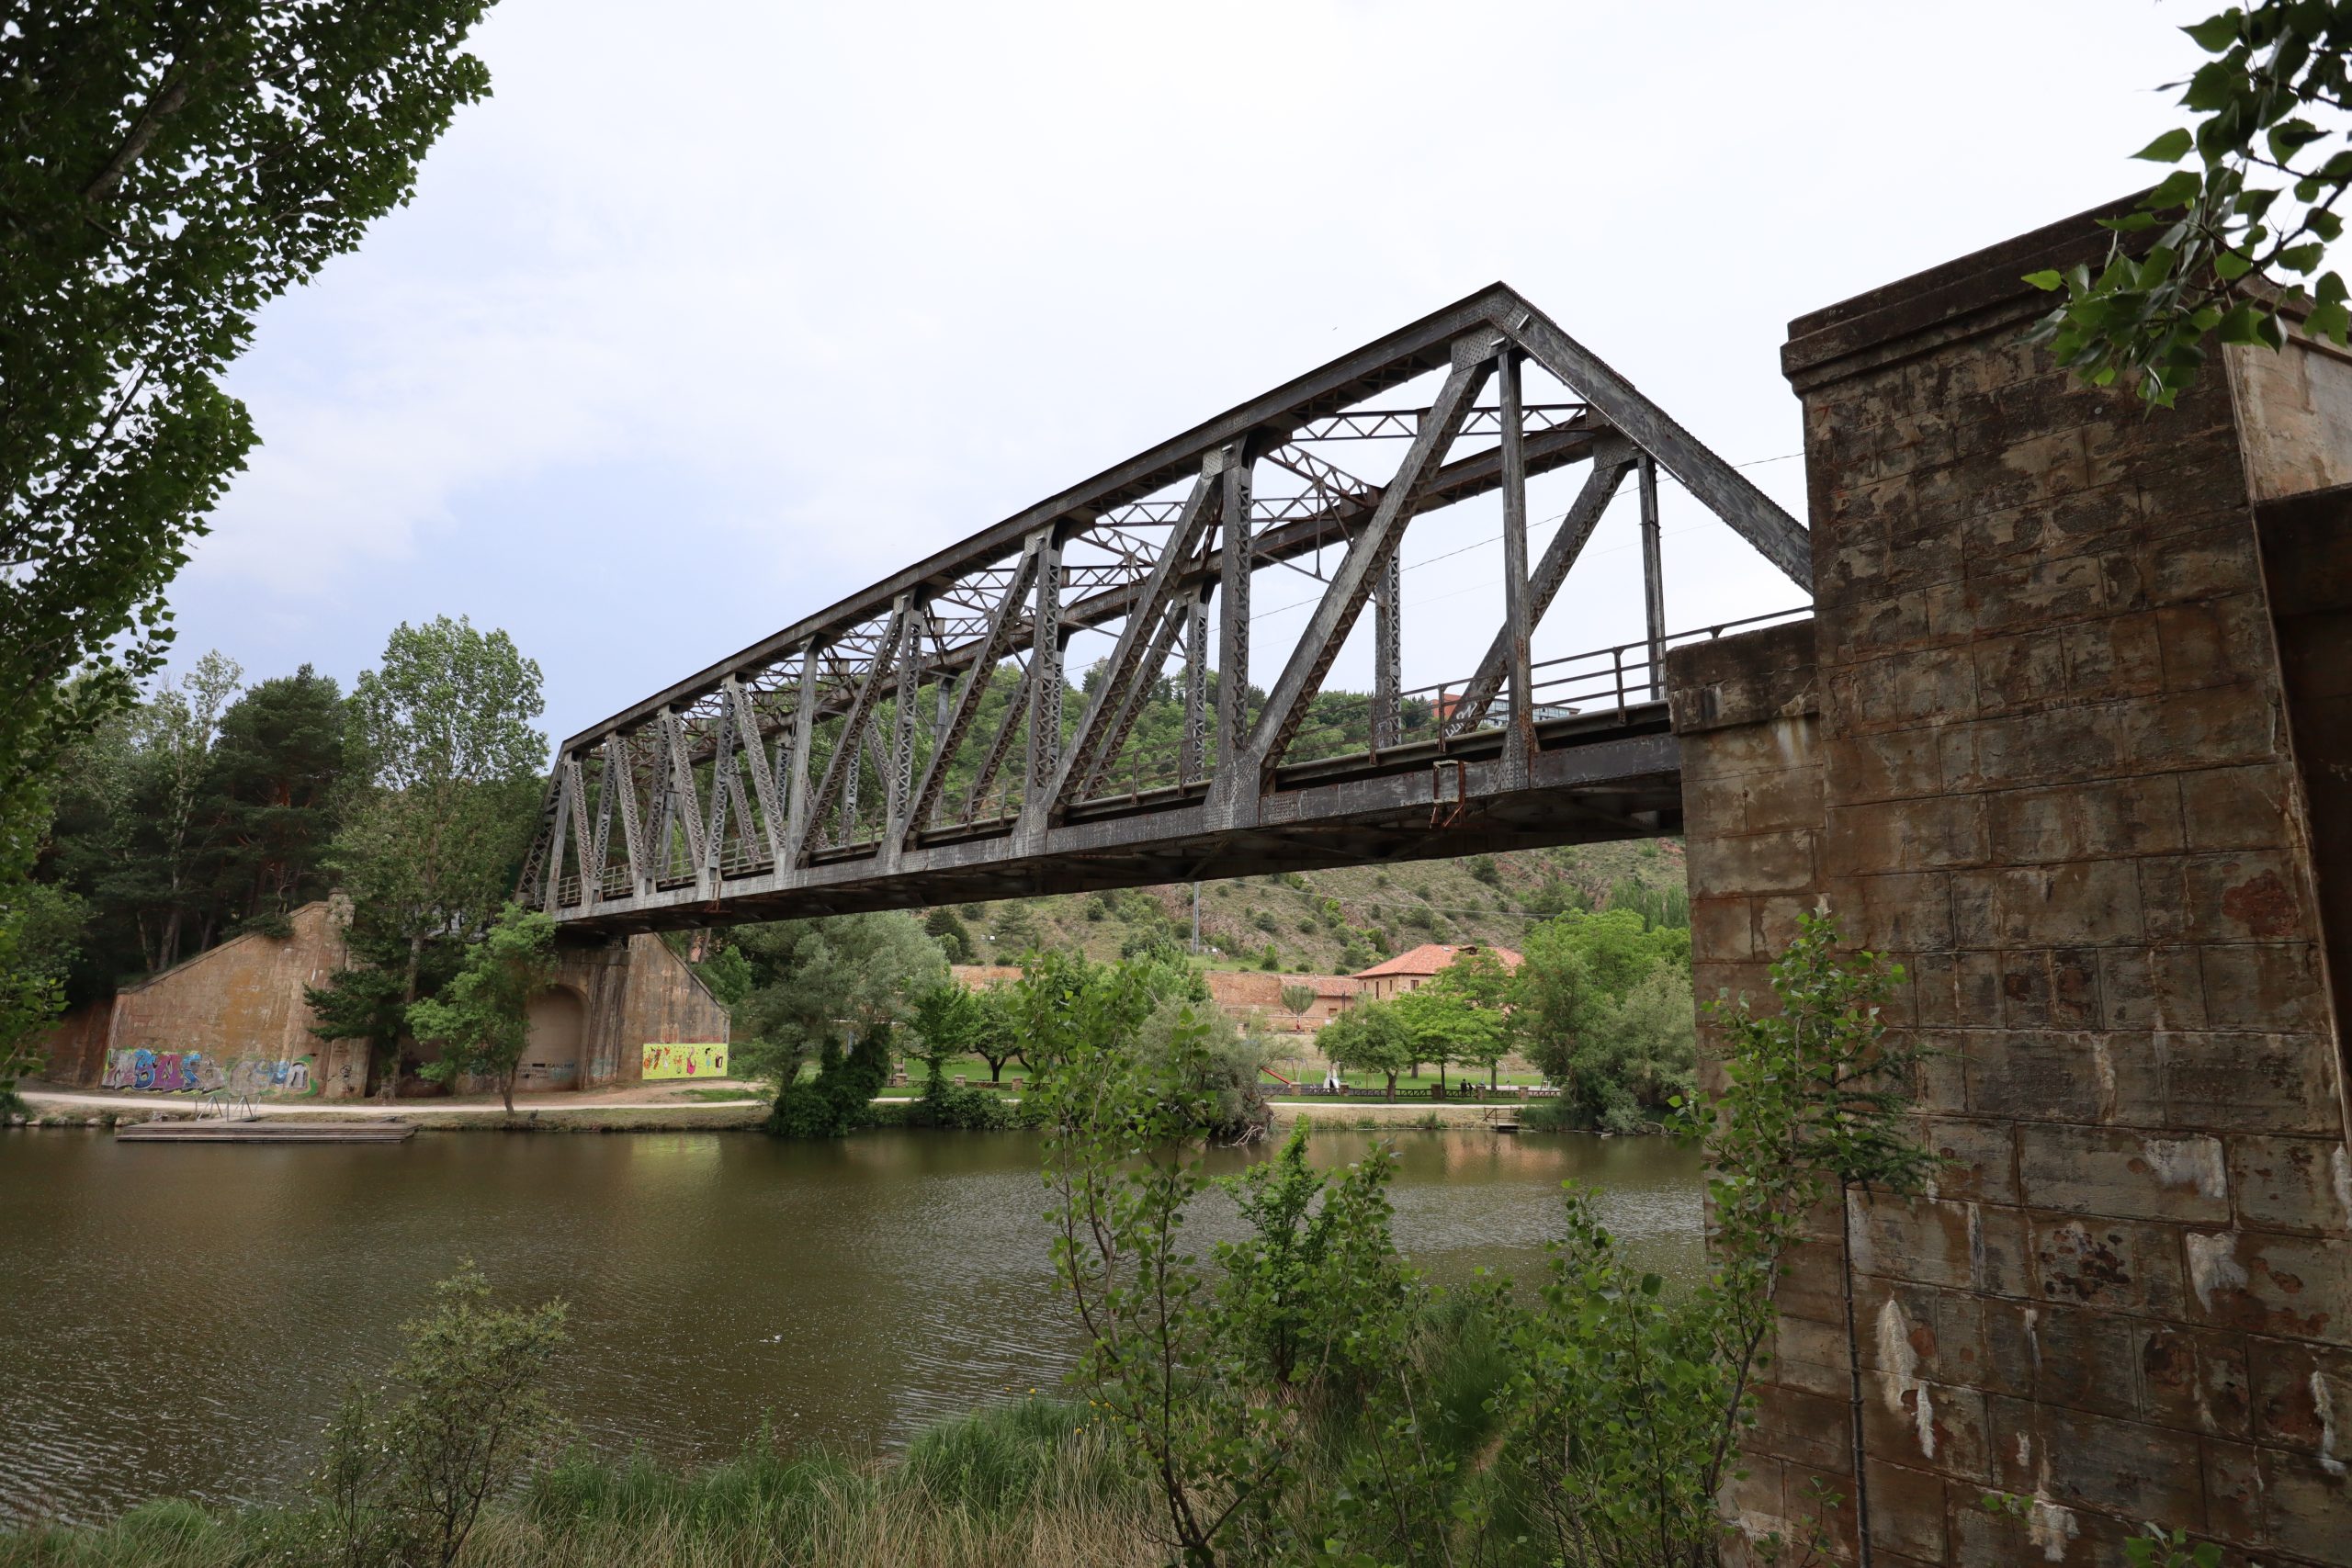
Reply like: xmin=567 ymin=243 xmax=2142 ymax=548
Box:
xmin=518 ymin=986 xmax=587 ymax=1092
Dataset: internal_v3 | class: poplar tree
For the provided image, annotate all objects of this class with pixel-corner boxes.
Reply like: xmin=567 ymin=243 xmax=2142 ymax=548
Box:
xmin=0 ymin=3 xmax=495 ymax=1078
xmin=311 ymin=617 xmax=545 ymax=1091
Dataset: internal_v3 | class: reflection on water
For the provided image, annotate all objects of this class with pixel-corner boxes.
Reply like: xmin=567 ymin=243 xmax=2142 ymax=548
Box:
xmin=0 ymin=1125 xmax=1702 ymax=1524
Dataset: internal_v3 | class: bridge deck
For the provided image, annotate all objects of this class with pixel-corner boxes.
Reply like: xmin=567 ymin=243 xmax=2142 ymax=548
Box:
xmin=560 ymin=703 xmax=1679 ymax=935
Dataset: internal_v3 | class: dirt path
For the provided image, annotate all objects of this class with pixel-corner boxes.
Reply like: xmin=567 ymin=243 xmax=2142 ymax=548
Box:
xmin=17 ymin=1082 xmax=768 ymax=1118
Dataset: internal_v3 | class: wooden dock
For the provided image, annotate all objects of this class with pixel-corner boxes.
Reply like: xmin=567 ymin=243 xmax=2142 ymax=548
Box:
xmin=115 ymin=1118 xmax=414 ymax=1144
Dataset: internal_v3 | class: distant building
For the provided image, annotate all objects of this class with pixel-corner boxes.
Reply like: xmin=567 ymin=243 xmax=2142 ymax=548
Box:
xmin=1350 ymin=942 xmax=1523 ymax=1002
xmin=1203 ymin=970 xmax=1361 ymax=1032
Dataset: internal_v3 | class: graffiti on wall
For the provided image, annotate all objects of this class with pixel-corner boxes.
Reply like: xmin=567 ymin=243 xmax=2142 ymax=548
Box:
xmin=640 ymin=1043 xmax=727 ymax=1080
xmin=101 ymin=1048 xmax=319 ymax=1096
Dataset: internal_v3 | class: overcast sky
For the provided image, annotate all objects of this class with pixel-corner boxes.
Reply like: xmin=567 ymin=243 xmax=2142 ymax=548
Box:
xmin=172 ymin=1 xmax=2195 ymax=749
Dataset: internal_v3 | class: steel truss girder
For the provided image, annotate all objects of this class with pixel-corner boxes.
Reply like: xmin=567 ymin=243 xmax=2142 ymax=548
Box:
xmin=526 ymin=283 xmax=1808 ymax=928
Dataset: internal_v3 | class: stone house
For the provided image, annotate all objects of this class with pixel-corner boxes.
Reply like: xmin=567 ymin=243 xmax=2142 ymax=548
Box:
xmin=1350 ymin=942 xmax=1523 ymax=1002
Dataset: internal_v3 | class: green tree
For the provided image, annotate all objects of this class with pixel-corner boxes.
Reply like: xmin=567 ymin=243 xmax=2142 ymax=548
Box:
xmin=1317 ymin=998 xmax=1414 ymax=1099
xmin=689 ymin=942 xmax=753 ymax=1008
xmin=1035 ymin=915 xmax=1939 ymax=1568
xmin=1476 ymin=918 xmax=1939 ymax=1566
xmin=966 ymin=984 xmax=1028 ymax=1084
xmin=731 ymin=911 xmax=944 ymax=1113
xmin=0 ymin=4 xmax=495 ymax=1028
xmin=923 ymin=905 xmax=976 ymax=964
xmin=1510 ymin=929 xmax=1603 ymax=1093
xmin=1277 ymin=983 xmax=1316 ymax=1025
xmin=908 ymin=980 xmax=982 ymax=1087
xmin=1561 ymin=964 xmax=1699 ymax=1133
xmin=0 ymin=880 xmax=84 ymax=1112
xmin=199 ymin=664 xmax=350 ymax=932
xmin=1393 ymin=985 xmax=1503 ymax=1095
xmin=318 ymin=1262 xmax=568 ymax=1568
xmin=1135 ymin=994 xmax=1271 ymax=1141
xmin=404 ymin=904 xmax=558 ymax=1115
xmin=119 ymin=651 xmax=243 ymax=971
xmin=2027 ymin=3 xmax=2352 ymax=406
xmin=324 ymin=617 xmax=547 ymax=1087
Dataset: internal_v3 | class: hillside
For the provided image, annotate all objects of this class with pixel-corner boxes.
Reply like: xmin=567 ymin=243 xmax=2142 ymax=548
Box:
xmin=923 ymin=837 xmax=1690 ymax=977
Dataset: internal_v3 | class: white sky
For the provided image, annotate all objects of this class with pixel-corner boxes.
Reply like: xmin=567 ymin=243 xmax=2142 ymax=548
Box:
xmin=172 ymin=0 xmax=2198 ymax=747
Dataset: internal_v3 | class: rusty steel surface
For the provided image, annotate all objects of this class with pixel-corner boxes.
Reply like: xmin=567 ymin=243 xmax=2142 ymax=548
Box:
xmin=521 ymin=283 xmax=1811 ymax=934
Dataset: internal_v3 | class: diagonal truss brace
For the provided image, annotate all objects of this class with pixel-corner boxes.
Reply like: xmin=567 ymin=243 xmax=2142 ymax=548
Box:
xmin=904 ymin=543 xmax=1040 ymax=843
xmin=1442 ymin=441 xmax=1637 ymax=737
xmin=1233 ymin=336 xmax=1498 ymax=795
xmin=1497 ymin=309 xmax=1810 ymax=590
xmin=799 ymin=602 xmax=908 ymax=856
xmin=1043 ymin=463 xmax=1218 ymax=817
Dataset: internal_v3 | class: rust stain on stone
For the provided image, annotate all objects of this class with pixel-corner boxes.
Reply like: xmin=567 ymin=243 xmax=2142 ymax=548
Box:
xmin=2140 ymin=1335 xmax=2191 ymax=1391
xmin=2040 ymin=1224 xmax=2132 ymax=1303
xmin=2220 ymin=869 xmax=2298 ymax=936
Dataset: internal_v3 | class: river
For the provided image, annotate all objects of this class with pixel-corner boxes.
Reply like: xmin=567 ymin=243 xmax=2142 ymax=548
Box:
xmin=0 ymin=1125 xmax=1703 ymax=1525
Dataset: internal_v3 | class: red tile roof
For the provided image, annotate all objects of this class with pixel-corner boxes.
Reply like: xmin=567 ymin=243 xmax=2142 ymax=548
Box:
xmin=1350 ymin=942 xmax=1523 ymax=980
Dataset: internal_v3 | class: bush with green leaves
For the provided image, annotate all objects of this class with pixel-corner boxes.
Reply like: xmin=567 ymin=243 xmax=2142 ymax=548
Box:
xmin=403 ymin=904 xmax=557 ymax=1114
xmin=1045 ymin=913 xmax=1945 ymax=1568
xmin=766 ymin=1023 xmax=895 ymax=1139
xmin=2026 ymin=2 xmax=2352 ymax=407
xmin=316 ymin=1262 xmax=568 ymax=1568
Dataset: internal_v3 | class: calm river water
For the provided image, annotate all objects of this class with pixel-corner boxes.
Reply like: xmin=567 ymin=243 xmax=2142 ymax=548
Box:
xmin=0 ymin=1125 xmax=1702 ymax=1524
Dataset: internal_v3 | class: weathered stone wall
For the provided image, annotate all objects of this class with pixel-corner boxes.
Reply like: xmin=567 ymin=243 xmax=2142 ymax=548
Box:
xmin=554 ymin=932 xmax=730 ymax=1089
xmin=40 ymin=900 xmax=369 ymax=1099
xmin=1675 ymin=203 xmax=2352 ymax=1566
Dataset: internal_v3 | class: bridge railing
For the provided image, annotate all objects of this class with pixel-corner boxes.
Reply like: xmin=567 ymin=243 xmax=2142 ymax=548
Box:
xmin=571 ymin=606 xmax=1814 ymax=888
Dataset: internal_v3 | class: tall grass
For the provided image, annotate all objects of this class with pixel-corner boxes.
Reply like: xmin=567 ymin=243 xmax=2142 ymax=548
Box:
xmin=0 ymin=1400 xmax=1163 ymax=1568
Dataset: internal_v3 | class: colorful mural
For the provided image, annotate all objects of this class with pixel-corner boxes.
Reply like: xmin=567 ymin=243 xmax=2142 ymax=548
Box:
xmin=100 ymin=1048 xmax=319 ymax=1097
xmin=641 ymin=1043 xmax=728 ymax=1080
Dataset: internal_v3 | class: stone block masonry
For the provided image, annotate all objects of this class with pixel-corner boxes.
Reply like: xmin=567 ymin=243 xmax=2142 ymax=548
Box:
xmin=1671 ymin=200 xmax=2352 ymax=1566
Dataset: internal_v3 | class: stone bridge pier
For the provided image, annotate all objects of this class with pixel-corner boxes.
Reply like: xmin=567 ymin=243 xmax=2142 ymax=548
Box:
xmin=1669 ymin=204 xmax=2352 ymax=1564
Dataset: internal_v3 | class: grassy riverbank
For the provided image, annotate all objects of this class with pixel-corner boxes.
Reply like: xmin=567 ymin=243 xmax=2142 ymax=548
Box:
xmin=0 ymin=1401 xmax=1162 ymax=1568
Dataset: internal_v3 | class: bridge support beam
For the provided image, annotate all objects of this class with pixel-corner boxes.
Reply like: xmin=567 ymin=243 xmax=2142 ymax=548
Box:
xmin=1674 ymin=201 xmax=2352 ymax=1567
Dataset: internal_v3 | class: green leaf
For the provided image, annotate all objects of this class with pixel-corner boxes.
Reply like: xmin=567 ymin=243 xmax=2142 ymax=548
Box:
xmin=2132 ymin=128 xmax=2195 ymax=164
xmin=2145 ymin=168 xmax=2204 ymax=209
xmin=2279 ymin=242 xmax=2326 ymax=274
xmin=2310 ymin=210 xmax=2344 ymax=243
xmin=2213 ymin=248 xmax=2255 ymax=280
xmin=2182 ymin=9 xmax=2244 ymax=51
xmin=2304 ymin=299 xmax=2347 ymax=345
xmin=2267 ymin=118 xmax=2328 ymax=162
xmin=2022 ymin=269 xmax=2065 ymax=291
xmin=2318 ymin=270 xmax=2347 ymax=305
xmin=2217 ymin=299 xmax=2268 ymax=344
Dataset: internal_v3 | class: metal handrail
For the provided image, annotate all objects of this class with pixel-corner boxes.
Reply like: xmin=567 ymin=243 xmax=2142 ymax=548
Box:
xmin=551 ymin=605 xmax=1814 ymax=896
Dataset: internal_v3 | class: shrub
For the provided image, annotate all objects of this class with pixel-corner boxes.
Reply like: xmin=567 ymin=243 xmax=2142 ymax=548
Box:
xmin=922 ymin=906 xmax=976 ymax=963
xmin=317 ymin=1264 xmax=568 ymax=1568
xmin=901 ymin=1077 xmax=1032 ymax=1131
xmin=767 ymin=1023 xmax=892 ymax=1138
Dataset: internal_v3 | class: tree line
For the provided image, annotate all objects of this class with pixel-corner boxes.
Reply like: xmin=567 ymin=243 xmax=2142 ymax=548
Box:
xmin=18 ymin=615 xmax=550 ymax=1102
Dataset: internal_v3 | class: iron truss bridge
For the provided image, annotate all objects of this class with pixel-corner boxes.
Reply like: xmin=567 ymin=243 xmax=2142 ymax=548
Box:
xmin=520 ymin=284 xmax=1812 ymax=935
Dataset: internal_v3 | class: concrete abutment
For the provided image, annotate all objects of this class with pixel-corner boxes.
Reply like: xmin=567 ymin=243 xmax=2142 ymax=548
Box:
xmin=1668 ymin=201 xmax=2352 ymax=1565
